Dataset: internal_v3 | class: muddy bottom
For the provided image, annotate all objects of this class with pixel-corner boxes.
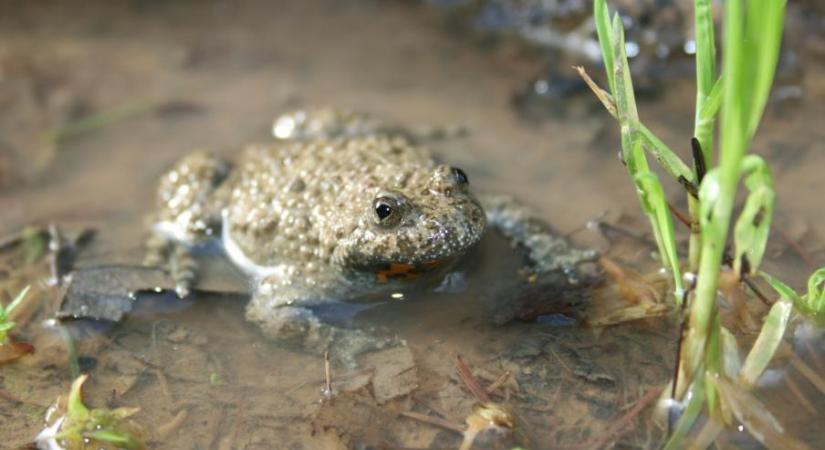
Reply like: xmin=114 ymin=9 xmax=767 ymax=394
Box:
xmin=2 ymin=0 xmax=825 ymax=449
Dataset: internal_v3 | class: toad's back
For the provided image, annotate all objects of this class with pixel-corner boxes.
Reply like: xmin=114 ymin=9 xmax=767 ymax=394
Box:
xmin=224 ymin=136 xmax=439 ymax=269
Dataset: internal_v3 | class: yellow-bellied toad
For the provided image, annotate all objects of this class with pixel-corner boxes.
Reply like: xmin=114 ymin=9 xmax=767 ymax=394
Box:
xmin=146 ymin=108 xmax=596 ymax=358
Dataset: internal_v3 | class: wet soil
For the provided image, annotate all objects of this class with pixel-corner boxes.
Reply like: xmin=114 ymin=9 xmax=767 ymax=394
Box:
xmin=2 ymin=0 xmax=825 ymax=449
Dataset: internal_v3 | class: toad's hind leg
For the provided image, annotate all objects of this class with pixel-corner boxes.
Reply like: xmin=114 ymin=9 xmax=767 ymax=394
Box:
xmin=245 ymin=279 xmax=399 ymax=367
xmin=480 ymin=194 xmax=598 ymax=282
xmin=145 ymin=151 xmax=231 ymax=297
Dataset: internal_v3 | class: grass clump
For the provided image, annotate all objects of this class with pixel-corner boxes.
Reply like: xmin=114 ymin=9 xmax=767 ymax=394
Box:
xmin=580 ymin=0 xmax=822 ymax=446
xmin=0 ymin=285 xmax=30 ymax=344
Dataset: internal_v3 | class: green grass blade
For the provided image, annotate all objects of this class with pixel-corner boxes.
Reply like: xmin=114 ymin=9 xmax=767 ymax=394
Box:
xmin=611 ymin=13 xmax=648 ymax=177
xmin=760 ymin=271 xmax=802 ymax=303
xmin=805 ymin=268 xmax=825 ymax=314
xmin=593 ymin=0 xmax=616 ymax=95
xmin=714 ymin=376 xmax=811 ymax=450
xmin=744 ymin=0 xmax=786 ymax=139
xmin=720 ymin=326 xmax=742 ymax=378
xmin=740 ymin=300 xmax=791 ymax=387
xmin=5 ymin=285 xmax=31 ymax=315
xmin=693 ymin=0 xmax=717 ymax=164
xmin=67 ymin=374 xmax=91 ymax=418
xmin=695 ymin=77 xmax=723 ymax=149
xmin=638 ymin=124 xmax=693 ymax=181
xmin=634 ymin=172 xmax=684 ymax=297
xmin=89 ymin=430 xmax=144 ymax=449
xmin=663 ymin=375 xmax=706 ymax=450
xmin=720 ymin=0 xmax=747 ymax=174
xmin=733 ymin=155 xmax=775 ymax=275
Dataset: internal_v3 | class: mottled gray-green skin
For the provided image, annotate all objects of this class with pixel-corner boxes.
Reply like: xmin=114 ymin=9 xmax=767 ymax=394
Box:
xmin=147 ymin=108 xmax=595 ymax=359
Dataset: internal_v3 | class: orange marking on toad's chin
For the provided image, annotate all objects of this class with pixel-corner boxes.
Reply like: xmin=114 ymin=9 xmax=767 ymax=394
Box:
xmin=375 ymin=260 xmax=445 ymax=282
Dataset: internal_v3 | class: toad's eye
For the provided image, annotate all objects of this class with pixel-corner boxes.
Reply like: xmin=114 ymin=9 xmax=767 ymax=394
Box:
xmin=373 ymin=196 xmax=402 ymax=227
xmin=451 ymin=167 xmax=469 ymax=185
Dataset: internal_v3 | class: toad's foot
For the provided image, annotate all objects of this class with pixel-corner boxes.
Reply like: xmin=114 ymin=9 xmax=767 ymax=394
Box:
xmin=480 ymin=194 xmax=598 ymax=283
xmin=144 ymin=151 xmax=229 ymax=297
xmin=143 ymin=234 xmax=198 ymax=298
xmin=245 ymin=288 xmax=402 ymax=368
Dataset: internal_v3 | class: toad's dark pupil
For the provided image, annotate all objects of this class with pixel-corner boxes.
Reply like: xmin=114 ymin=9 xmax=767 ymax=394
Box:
xmin=376 ymin=202 xmax=393 ymax=220
xmin=451 ymin=167 xmax=468 ymax=184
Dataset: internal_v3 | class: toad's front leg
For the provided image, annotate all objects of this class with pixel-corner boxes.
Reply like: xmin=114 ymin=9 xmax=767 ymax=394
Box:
xmin=480 ymin=194 xmax=598 ymax=282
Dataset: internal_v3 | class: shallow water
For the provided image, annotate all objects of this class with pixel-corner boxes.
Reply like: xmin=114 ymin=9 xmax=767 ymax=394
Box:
xmin=1 ymin=0 xmax=825 ymax=449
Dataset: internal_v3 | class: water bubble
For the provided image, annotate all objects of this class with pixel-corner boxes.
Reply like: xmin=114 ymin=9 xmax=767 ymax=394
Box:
xmin=533 ymin=79 xmax=550 ymax=95
xmin=625 ymin=41 xmax=640 ymax=58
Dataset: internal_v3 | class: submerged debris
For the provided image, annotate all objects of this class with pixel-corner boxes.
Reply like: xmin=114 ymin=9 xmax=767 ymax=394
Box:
xmin=585 ymin=257 xmax=670 ymax=327
xmin=486 ymin=264 xmax=600 ymax=325
xmin=58 ymin=266 xmax=174 ymax=322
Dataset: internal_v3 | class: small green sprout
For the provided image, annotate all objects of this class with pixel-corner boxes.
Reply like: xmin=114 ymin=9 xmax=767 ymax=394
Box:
xmin=209 ymin=372 xmax=224 ymax=386
xmin=55 ymin=374 xmax=145 ymax=450
xmin=0 ymin=285 xmax=30 ymax=344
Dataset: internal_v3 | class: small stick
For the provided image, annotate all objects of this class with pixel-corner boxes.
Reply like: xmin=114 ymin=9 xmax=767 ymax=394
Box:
xmin=412 ymin=393 xmax=452 ymax=420
xmin=154 ymin=409 xmax=189 ymax=439
xmin=587 ymin=385 xmax=664 ymax=450
xmin=594 ymin=221 xmax=657 ymax=249
xmin=804 ymin=340 xmax=825 ymax=374
xmin=773 ymin=225 xmax=817 ymax=269
xmin=0 ymin=387 xmax=22 ymax=404
xmin=455 ymin=355 xmax=490 ymax=403
xmin=667 ymin=202 xmax=692 ymax=229
xmin=787 ymin=348 xmax=825 ymax=395
xmin=399 ymin=411 xmax=466 ymax=434
xmin=0 ymin=230 xmax=22 ymax=251
xmin=322 ymin=351 xmax=333 ymax=401
xmin=548 ymin=348 xmax=574 ymax=374
xmin=153 ymin=368 xmax=173 ymax=402
xmin=784 ymin=374 xmax=817 ymax=415
xmin=741 ymin=275 xmax=773 ymax=306
xmin=485 ymin=371 xmax=512 ymax=396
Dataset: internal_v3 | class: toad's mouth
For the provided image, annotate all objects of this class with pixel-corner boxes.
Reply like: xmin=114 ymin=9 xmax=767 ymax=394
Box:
xmin=372 ymin=260 xmax=447 ymax=283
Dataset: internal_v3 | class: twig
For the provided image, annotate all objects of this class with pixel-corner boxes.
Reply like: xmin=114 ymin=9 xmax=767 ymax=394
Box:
xmin=322 ymin=351 xmax=333 ymax=401
xmin=593 ymin=220 xmax=657 ymax=249
xmin=587 ymin=386 xmax=664 ymax=450
xmin=803 ymin=340 xmax=825 ymax=374
xmin=773 ymin=225 xmax=816 ymax=269
xmin=455 ymin=355 xmax=490 ymax=403
xmin=412 ymin=393 xmax=452 ymax=420
xmin=548 ymin=348 xmax=574 ymax=374
xmin=667 ymin=202 xmax=692 ymax=229
xmin=0 ymin=230 xmax=22 ymax=251
xmin=741 ymin=275 xmax=773 ymax=306
xmin=787 ymin=348 xmax=825 ymax=396
xmin=153 ymin=368 xmax=173 ymax=402
xmin=399 ymin=411 xmax=466 ymax=433
xmin=784 ymin=374 xmax=817 ymax=415
xmin=154 ymin=409 xmax=189 ymax=440
xmin=486 ymin=370 xmax=512 ymax=396
xmin=148 ymin=321 xmax=174 ymax=402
